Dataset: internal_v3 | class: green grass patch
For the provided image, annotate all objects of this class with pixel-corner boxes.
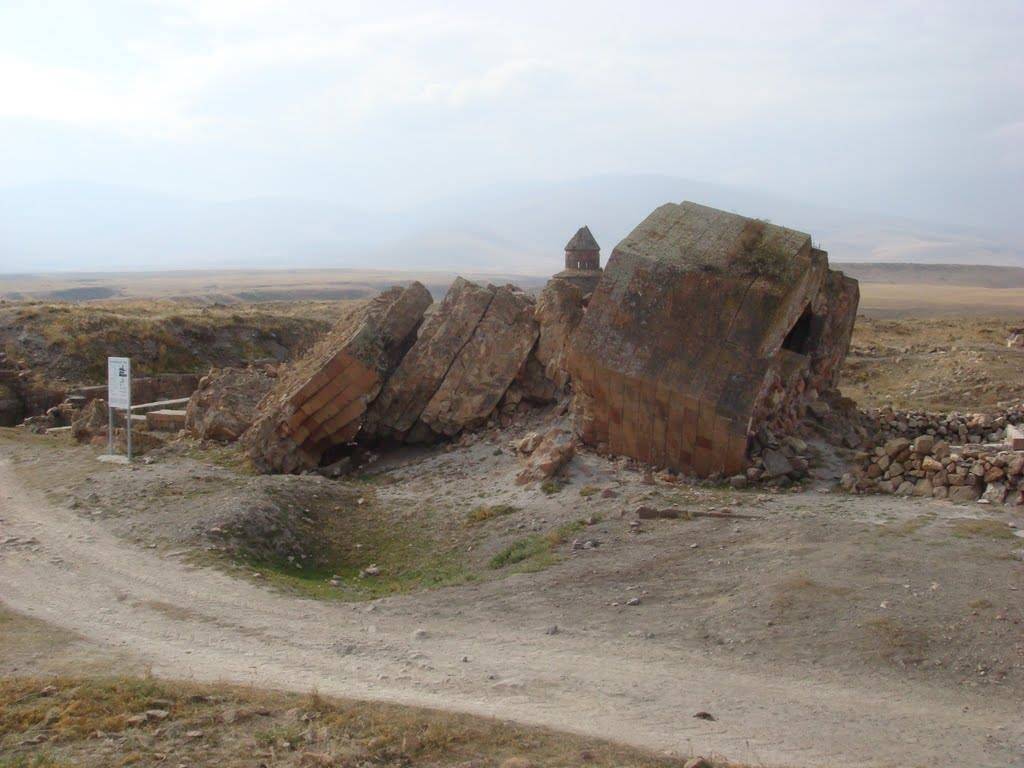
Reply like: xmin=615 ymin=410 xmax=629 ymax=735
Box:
xmin=540 ymin=478 xmax=565 ymax=495
xmin=578 ymin=485 xmax=600 ymax=498
xmin=206 ymin=485 xmax=474 ymax=601
xmin=489 ymin=519 xmax=589 ymax=572
xmin=489 ymin=536 xmax=549 ymax=569
xmin=233 ymin=542 xmax=473 ymax=602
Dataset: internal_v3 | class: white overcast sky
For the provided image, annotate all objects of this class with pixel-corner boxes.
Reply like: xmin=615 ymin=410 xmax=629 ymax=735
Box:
xmin=1 ymin=0 xmax=1021 ymax=229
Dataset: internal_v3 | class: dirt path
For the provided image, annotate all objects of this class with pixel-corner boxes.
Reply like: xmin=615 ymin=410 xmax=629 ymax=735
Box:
xmin=1 ymin=460 xmax=1022 ymax=768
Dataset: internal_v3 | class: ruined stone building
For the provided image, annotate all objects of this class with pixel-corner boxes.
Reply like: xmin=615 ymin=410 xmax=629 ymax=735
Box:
xmin=242 ymin=201 xmax=857 ymax=479
xmin=552 ymin=226 xmax=603 ymax=294
xmin=568 ymin=201 xmax=859 ymax=477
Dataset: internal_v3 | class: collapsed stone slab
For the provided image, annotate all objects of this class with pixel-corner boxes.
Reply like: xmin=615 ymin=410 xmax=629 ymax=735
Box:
xmin=568 ymin=201 xmax=858 ymax=477
xmin=363 ymin=278 xmax=495 ymax=441
xmin=243 ymin=284 xmax=432 ymax=473
xmin=418 ymin=284 xmax=538 ymax=437
xmin=364 ymin=281 xmax=540 ymax=442
xmin=533 ymin=279 xmax=584 ymax=392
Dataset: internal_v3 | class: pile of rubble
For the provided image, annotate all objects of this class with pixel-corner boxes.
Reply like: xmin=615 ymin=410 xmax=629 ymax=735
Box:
xmin=864 ymin=404 xmax=1024 ymax=446
xmin=844 ymin=433 xmax=1024 ymax=505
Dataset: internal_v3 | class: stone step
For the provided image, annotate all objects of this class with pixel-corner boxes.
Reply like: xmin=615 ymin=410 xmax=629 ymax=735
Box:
xmin=146 ymin=409 xmax=187 ymax=432
xmin=131 ymin=397 xmax=191 ymax=413
xmin=1007 ymin=424 xmax=1024 ymax=451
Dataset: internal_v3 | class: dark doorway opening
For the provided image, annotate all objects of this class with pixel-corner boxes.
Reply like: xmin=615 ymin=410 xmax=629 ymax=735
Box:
xmin=782 ymin=305 xmax=814 ymax=354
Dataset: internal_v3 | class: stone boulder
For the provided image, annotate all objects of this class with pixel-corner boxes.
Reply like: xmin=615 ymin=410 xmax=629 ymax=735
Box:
xmin=243 ymin=284 xmax=432 ymax=473
xmin=419 ymin=285 xmax=538 ymax=437
xmin=419 ymin=284 xmax=540 ymax=438
xmin=509 ymin=353 xmax=560 ymax=405
xmin=363 ymin=278 xmax=494 ymax=441
xmin=72 ymin=398 xmax=108 ymax=443
xmin=186 ymin=367 xmax=276 ymax=442
xmin=516 ymin=428 xmax=575 ymax=484
xmin=533 ymin=279 xmax=584 ymax=390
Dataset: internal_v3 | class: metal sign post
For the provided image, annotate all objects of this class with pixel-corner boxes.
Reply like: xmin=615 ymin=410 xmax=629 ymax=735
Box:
xmin=107 ymin=357 xmax=132 ymax=462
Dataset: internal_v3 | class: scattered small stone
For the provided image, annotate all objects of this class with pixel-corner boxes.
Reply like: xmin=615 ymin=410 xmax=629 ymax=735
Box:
xmin=692 ymin=711 xmax=716 ymax=721
xmin=545 ymin=625 xmax=559 ymax=635
xmin=412 ymin=628 xmax=429 ymax=640
xmin=626 ymin=596 xmax=642 ymax=606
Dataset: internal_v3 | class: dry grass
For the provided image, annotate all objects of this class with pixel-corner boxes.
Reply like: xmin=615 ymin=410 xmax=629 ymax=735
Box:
xmin=0 ymin=301 xmax=347 ymax=384
xmin=841 ymin=315 xmax=1024 ymax=410
xmin=875 ymin=515 xmax=933 ymax=537
xmin=854 ymin=283 xmax=1024 ymax=317
xmin=949 ymin=518 xmax=1016 ymax=540
xmin=0 ymin=676 xmax=713 ymax=768
xmin=865 ymin=617 xmax=931 ymax=662
xmin=466 ymin=503 xmax=519 ymax=525
xmin=771 ymin=575 xmax=853 ymax=614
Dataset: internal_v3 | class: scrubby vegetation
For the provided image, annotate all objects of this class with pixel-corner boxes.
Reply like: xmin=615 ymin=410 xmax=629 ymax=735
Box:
xmin=0 ymin=676 xmax=703 ymax=768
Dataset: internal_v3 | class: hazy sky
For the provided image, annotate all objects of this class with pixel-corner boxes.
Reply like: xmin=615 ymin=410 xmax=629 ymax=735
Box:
xmin=1 ymin=0 xmax=1021 ymax=229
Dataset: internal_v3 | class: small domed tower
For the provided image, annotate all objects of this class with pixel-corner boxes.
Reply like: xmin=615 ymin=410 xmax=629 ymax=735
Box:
xmin=553 ymin=226 xmax=603 ymax=294
xmin=564 ymin=226 xmax=600 ymax=270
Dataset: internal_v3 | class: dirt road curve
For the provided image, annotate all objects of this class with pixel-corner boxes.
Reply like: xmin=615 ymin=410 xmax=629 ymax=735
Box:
xmin=0 ymin=460 xmax=1021 ymax=768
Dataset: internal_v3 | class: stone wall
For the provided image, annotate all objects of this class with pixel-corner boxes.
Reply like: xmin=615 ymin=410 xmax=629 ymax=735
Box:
xmin=845 ymin=434 xmax=1023 ymax=505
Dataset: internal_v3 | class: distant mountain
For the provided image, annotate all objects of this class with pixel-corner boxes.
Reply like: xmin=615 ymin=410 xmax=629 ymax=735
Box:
xmin=2 ymin=176 xmax=1021 ymax=273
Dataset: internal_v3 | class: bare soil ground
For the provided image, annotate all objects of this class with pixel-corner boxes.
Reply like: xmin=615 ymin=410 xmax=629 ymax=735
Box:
xmin=2 ymin=427 xmax=1023 ymax=767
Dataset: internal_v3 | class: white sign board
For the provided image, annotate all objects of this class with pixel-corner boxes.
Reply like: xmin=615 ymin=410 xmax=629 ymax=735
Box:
xmin=107 ymin=357 xmax=131 ymax=409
